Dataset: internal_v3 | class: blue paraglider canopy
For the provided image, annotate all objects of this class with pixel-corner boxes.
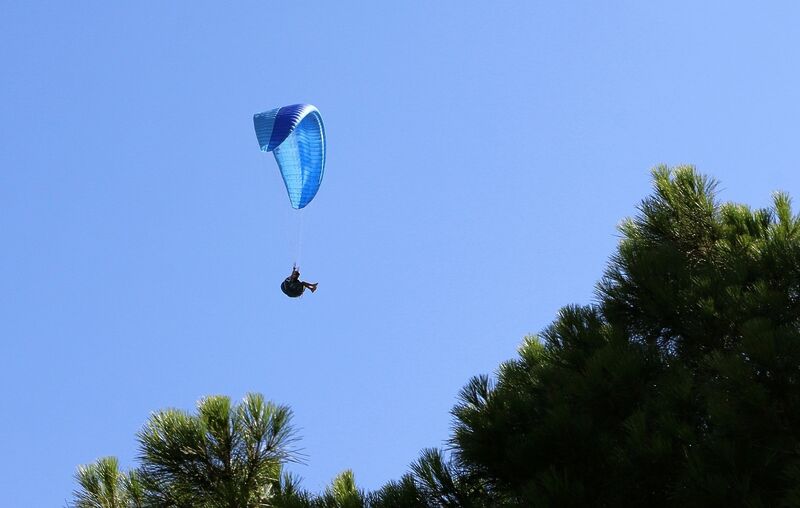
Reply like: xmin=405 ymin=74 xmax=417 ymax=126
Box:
xmin=253 ymin=104 xmax=326 ymax=209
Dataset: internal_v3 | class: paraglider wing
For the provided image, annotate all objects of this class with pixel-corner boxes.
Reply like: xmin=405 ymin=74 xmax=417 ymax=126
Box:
xmin=253 ymin=104 xmax=326 ymax=209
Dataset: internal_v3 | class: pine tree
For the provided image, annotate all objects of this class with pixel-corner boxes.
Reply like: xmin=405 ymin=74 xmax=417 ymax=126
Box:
xmin=73 ymin=167 xmax=800 ymax=507
xmin=450 ymin=166 xmax=800 ymax=506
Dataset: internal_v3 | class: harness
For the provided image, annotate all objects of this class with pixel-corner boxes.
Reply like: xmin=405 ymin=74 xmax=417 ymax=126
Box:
xmin=281 ymin=278 xmax=305 ymax=298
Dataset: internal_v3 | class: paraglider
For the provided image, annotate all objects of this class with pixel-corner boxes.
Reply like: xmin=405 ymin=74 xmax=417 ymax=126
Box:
xmin=253 ymin=104 xmax=326 ymax=297
xmin=280 ymin=265 xmax=318 ymax=298
xmin=253 ymin=103 xmax=326 ymax=209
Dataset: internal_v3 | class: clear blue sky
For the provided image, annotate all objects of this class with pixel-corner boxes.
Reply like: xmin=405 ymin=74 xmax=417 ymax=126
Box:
xmin=2 ymin=2 xmax=800 ymax=505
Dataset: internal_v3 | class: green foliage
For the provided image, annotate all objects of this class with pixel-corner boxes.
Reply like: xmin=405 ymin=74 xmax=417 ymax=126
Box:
xmin=368 ymin=475 xmax=429 ymax=508
xmin=136 ymin=393 xmax=297 ymax=507
xmin=72 ymin=394 xmax=299 ymax=508
xmin=73 ymin=167 xmax=800 ymax=507
xmin=451 ymin=166 xmax=800 ymax=506
xmin=313 ymin=470 xmax=365 ymax=508
xmin=72 ymin=457 xmax=145 ymax=508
